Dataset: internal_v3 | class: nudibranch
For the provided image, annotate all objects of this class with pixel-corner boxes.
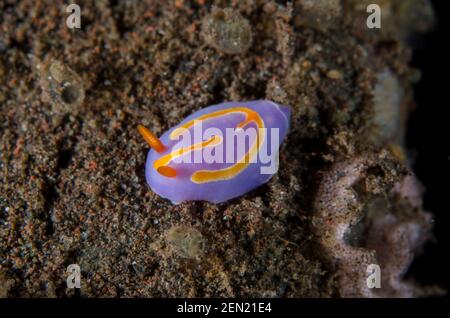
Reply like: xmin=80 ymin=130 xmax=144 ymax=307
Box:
xmin=138 ymin=100 xmax=291 ymax=204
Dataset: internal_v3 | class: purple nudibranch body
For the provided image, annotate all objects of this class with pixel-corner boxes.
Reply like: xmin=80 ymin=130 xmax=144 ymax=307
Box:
xmin=139 ymin=100 xmax=291 ymax=204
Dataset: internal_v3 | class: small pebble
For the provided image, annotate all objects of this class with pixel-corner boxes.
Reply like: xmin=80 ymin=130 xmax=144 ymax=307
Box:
xmin=201 ymin=6 xmax=253 ymax=55
xmin=40 ymin=59 xmax=85 ymax=114
xmin=327 ymin=69 xmax=343 ymax=80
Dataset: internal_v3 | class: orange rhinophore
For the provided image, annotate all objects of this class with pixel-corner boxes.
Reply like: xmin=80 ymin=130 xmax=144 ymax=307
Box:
xmin=138 ymin=124 xmax=177 ymax=177
xmin=137 ymin=125 xmax=167 ymax=153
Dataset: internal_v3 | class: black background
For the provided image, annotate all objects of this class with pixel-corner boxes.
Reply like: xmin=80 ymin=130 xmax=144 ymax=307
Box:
xmin=407 ymin=0 xmax=449 ymax=292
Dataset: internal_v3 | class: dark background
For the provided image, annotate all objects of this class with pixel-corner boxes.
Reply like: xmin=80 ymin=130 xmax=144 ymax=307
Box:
xmin=407 ymin=0 xmax=449 ymax=293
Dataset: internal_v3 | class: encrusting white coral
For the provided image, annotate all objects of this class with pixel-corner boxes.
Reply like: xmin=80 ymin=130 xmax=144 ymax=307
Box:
xmin=313 ymin=154 xmax=432 ymax=297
